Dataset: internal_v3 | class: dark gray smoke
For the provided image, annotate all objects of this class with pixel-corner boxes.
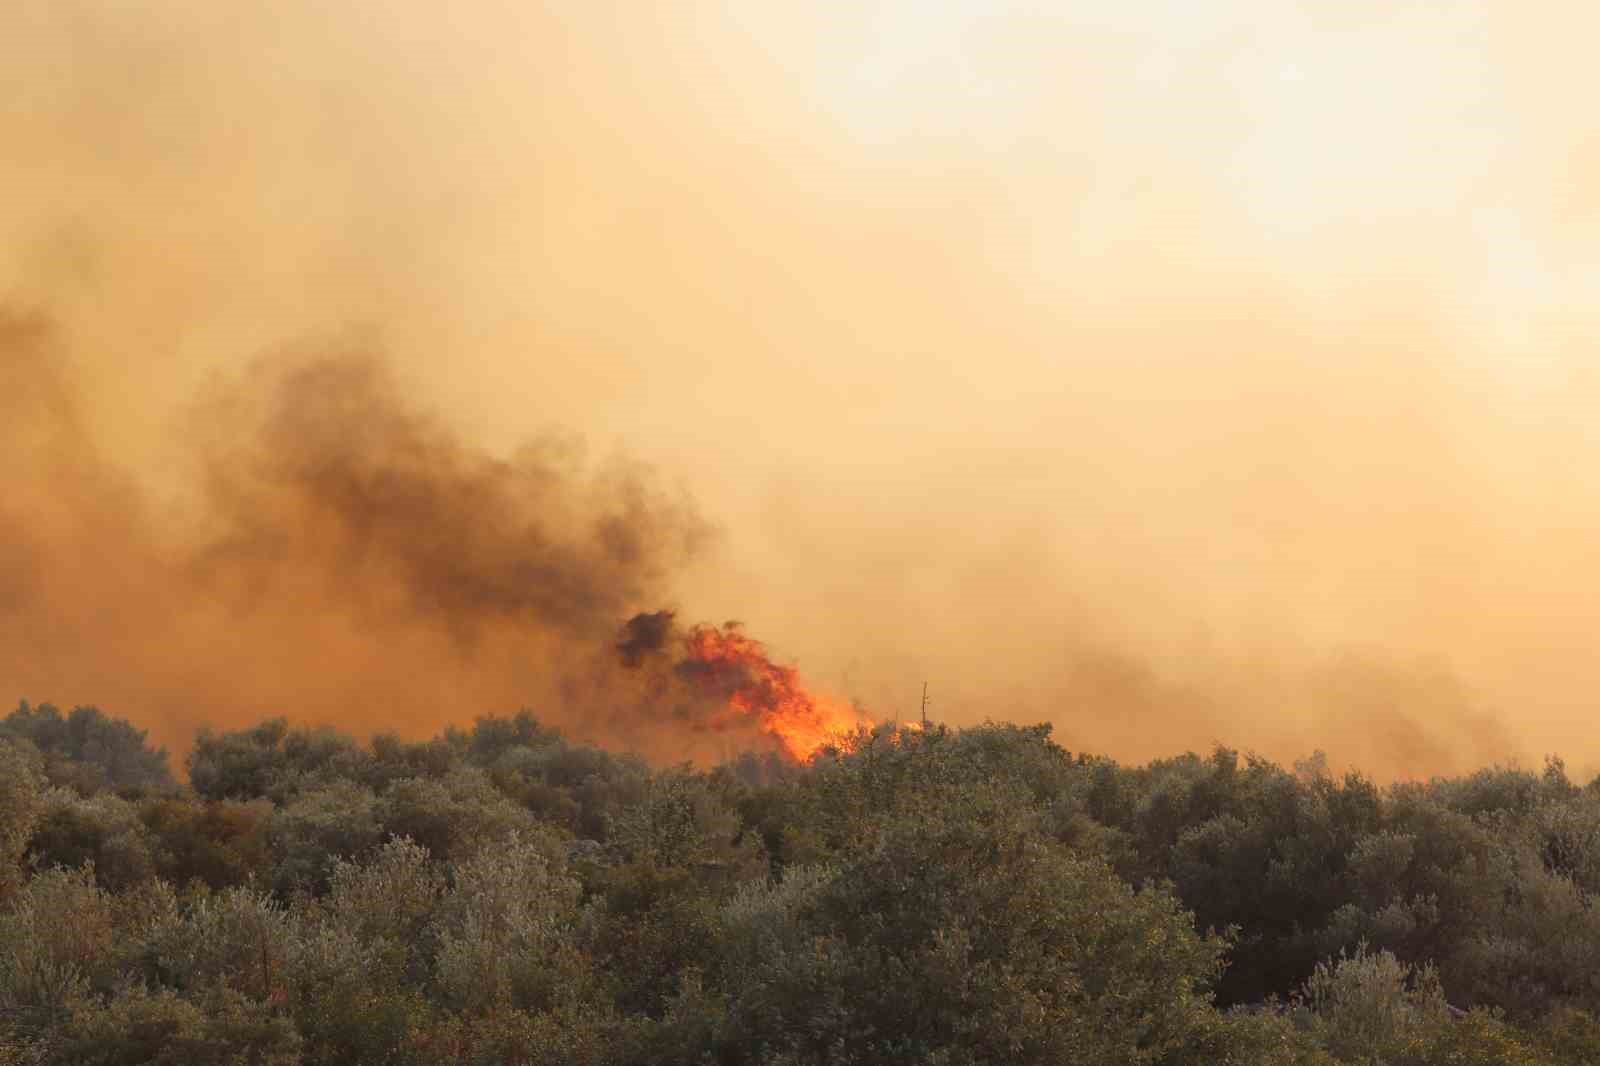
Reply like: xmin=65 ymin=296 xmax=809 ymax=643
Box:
xmin=0 ymin=315 xmax=727 ymax=758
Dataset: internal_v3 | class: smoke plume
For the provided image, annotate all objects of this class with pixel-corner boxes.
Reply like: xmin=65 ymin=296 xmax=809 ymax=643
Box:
xmin=7 ymin=1 xmax=1600 ymax=777
xmin=0 ymin=314 xmax=737 ymax=757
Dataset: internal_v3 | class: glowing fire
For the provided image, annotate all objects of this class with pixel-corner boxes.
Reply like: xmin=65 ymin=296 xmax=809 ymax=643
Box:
xmin=680 ymin=624 xmax=867 ymax=760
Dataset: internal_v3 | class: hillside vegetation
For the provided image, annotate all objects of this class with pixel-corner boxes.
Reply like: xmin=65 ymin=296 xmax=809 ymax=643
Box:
xmin=3 ymin=701 xmax=1599 ymax=1064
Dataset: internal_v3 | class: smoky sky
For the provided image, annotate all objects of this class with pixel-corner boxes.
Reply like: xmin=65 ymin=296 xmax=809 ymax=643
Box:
xmin=0 ymin=312 xmax=726 ymax=757
xmin=2 ymin=307 xmax=856 ymax=764
xmin=617 ymin=611 xmax=677 ymax=669
xmin=5 ymin=2 xmax=1600 ymax=776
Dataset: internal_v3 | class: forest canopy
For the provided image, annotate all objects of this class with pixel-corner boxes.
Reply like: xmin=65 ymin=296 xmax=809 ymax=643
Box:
xmin=3 ymin=700 xmax=1599 ymax=1065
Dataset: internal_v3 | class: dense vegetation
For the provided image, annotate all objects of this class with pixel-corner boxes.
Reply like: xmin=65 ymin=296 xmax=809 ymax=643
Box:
xmin=3 ymin=700 xmax=1600 ymax=1064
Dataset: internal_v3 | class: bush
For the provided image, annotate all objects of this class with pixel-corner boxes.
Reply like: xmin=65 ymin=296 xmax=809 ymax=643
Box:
xmin=267 ymin=780 xmax=382 ymax=895
xmin=28 ymin=790 xmax=156 ymax=892
xmin=1 ymin=703 xmax=172 ymax=796
xmin=0 ymin=742 xmax=44 ymax=901
xmin=706 ymin=780 xmax=1225 ymax=1065
xmin=0 ymin=866 xmax=117 ymax=1029
xmin=51 ymin=985 xmax=301 ymax=1066
xmin=429 ymin=832 xmax=589 ymax=1014
xmin=1295 ymin=944 xmax=1447 ymax=1062
xmin=375 ymin=769 xmax=538 ymax=862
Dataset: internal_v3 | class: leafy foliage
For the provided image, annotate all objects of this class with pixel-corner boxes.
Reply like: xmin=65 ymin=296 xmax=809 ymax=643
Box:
xmin=2 ymin=703 xmax=1598 ymax=1063
xmin=2 ymin=702 xmax=173 ymax=797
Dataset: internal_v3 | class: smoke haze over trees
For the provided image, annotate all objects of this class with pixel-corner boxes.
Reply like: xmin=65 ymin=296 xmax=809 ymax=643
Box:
xmin=8 ymin=4 xmax=1600 ymax=1056
xmin=7 ymin=1 xmax=1600 ymax=777
xmin=5 ymin=314 xmax=867 ymax=762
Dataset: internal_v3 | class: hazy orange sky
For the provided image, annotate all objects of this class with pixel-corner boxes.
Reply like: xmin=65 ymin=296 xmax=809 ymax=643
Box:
xmin=4 ymin=2 xmax=1600 ymax=775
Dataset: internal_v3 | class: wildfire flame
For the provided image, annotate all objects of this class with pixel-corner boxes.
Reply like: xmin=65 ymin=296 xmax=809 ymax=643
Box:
xmin=679 ymin=624 xmax=868 ymax=761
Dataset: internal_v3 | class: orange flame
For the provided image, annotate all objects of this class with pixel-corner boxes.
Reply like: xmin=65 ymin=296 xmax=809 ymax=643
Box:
xmin=680 ymin=624 xmax=867 ymax=761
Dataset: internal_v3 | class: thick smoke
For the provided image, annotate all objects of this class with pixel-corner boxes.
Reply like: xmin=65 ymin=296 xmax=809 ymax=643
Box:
xmin=0 ymin=313 xmax=739 ymax=759
xmin=616 ymin=610 xmax=677 ymax=669
xmin=8 ymin=2 xmax=1600 ymax=778
xmin=188 ymin=354 xmax=699 ymax=644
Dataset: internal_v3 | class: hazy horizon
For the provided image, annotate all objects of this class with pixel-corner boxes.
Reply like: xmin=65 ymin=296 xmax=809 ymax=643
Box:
xmin=5 ymin=2 xmax=1600 ymax=777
